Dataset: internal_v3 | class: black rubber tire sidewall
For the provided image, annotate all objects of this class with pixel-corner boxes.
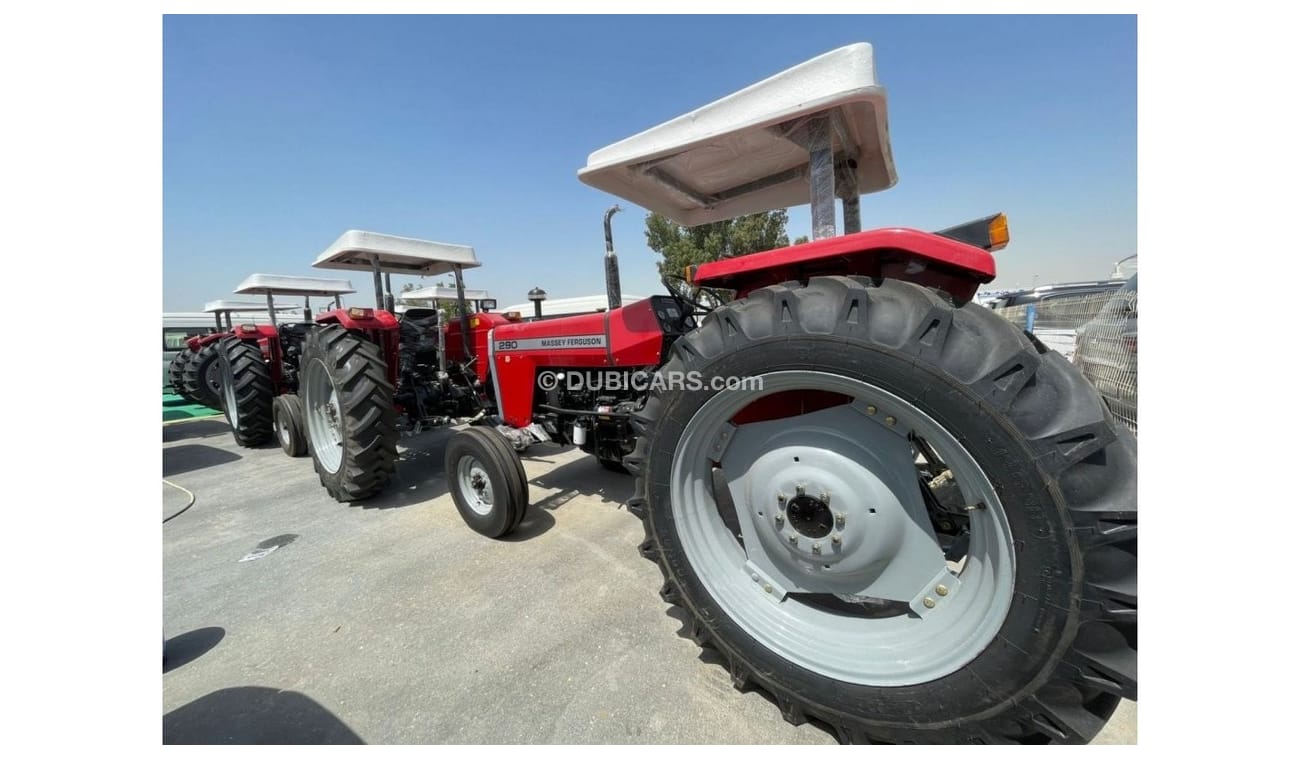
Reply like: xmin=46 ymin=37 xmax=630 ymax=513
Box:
xmin=444 ymin=428 xmax=525 ymax=538
xmin=630 ymin=277 xmax=1136 ymax=744
xmin=300 ymin=326 xmax=398 ymax=502
xmin=646 ymin=334 xmax=1068 ymax=731
xmin=184 ymin=344 xmax=223 ymax=409
xmin=169 ymin=349 xmax=194 ymax=401
xmin=218 ymin=337 xmax=274 ymax=447
xmin=273 ymin=394 xmax=307 ymax=457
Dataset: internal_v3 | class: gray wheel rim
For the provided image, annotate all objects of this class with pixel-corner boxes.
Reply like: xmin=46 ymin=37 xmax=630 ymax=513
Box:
xmin=669 ymin=370 xmax=1015 ymax=686
xmin=276 ymin=406 xmax=292 ymax=447
xmin=304 ymin=359 xmax=344 ymax=474
xmin=221 ymin=358 xmax=239 ymax=426
xmin=456 ymin=455 xmax=494 ymax=516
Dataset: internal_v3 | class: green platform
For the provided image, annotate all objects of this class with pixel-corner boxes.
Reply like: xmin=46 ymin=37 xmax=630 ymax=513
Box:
xmin=163 ymin=391 xmax=222 ymax=423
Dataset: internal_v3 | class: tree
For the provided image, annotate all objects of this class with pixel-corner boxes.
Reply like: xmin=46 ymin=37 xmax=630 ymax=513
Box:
xmin=644 ymin=210 xmax=794 ymax=299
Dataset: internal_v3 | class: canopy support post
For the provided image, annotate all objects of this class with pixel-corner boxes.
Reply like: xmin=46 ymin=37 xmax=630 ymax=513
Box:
xmin=266 ymin=292 xmax=278 ymax=328
xmin=807 ymin=116 xmax=837 ymax=240
xmin=453 ymin=265 xmax=473 ymax=359
xmin=370 ymin=255 xmax=385 ymax=310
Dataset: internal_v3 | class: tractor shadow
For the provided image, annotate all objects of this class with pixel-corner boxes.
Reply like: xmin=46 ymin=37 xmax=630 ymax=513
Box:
xmin=163 ymin=686 xmax=364 ymax=744
xmin=505 ymin=449 xmax=636 ymax=541
xmin=163 ymin=626 xmax=225 ymax=673
xmin=162 ymin=418 xmax=231 ymax=443
xmin=353 ymin=427 xmax=456 ymax=510
xmin=163 ymin=445 xmax=241 ymax=477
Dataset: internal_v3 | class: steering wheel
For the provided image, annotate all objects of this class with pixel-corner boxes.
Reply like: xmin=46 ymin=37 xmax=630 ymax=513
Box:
xmin=660 ymin=273 xmax=716 ymax=331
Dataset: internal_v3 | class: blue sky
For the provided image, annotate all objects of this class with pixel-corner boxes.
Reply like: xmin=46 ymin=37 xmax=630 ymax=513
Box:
xmin=164 ymin=14 xmax=1135 ymax=310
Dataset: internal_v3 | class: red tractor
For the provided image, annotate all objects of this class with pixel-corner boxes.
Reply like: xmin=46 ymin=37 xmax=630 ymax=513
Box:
xmin=215 ymin=273 xmax=356 ymax=451
xmin=219 ymin=246 xmax=506 ymax=501
xmin=433 ymin=43 xmax=1137 ymax=744
xmin=168 ymin=299 xmax=297 ymax=409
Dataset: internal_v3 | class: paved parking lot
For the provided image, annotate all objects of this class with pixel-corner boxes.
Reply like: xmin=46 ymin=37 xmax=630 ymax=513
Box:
xmin=162 ymin=418 xmax=1135 ymax=744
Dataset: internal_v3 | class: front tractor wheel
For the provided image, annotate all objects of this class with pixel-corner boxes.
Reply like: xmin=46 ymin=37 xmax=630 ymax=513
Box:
xmin=272 ymin=394 xmax=307 ymax=457
xmin=183 ymin=342 xmax=225 ymax=409
xmin=300 ymin=325 xmax=398 ymax=502
xmin=444 ymin=428 xmax=529 ymax=538
xmin=218 ymin=336 xmax=274 ymax=447
xmin=626 ymin=276 xmax=1137 ymax=744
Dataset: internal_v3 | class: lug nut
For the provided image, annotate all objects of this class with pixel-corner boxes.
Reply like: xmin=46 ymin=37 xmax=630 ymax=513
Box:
xmin=885 ymin=415 xmax=896 ymax=427
xmin=923 ymin=597 xmax=936 ymax=609
xmin=774 ymin=514 xmax=784 ymax=526
xmin=866 ymin=404 xmax=877 ymax=415
xmin=777 ymin=492 xmax=787 ymax=504
xmin=831 ymin=534 xmax=842 ymax=545
xmin=788 ymin=535 xmax=799 ymax=546
xmin=763 ymin=583 xmax=773 ymax=594
xmin=819 ymin=492 xmax=829 ymax=504
xmin=750 ymin=573 xmax=759 ymax=582
xmin=835 ymin=513 xmax=845 ymax=528
xmin=795 ymin=485 xmax=805 ymax=496
xmin=812 ymin=543 xmax=822 ymax=555
xmin=936 ymin=584 xmax=949 ymax=596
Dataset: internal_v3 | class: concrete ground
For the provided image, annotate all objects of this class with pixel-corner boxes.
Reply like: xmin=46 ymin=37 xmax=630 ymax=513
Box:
xmin=162 ymin=418 xmax=1136 ymax=744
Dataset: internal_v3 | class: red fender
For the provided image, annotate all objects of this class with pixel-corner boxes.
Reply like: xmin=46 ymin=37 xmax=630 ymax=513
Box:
xmin=690 ymin=227 xmax=997 ymax=305
xmin=315 ymin=308 xmax=401 ymax=387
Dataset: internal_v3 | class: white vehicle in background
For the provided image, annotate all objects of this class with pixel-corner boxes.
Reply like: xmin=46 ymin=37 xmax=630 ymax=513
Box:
xmin=502 ymin=293 xmax=647 ymax=320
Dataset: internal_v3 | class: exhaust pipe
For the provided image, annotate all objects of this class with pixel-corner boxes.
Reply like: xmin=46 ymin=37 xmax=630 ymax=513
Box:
xmin=604 ymin=205 xmax=622 ymax=311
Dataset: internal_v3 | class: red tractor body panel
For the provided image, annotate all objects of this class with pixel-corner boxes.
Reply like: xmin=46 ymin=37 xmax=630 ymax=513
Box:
xmin=490 ymin=299 xmax=666 ymax=427
xmin=691 ymin=227 xmax=997 ymax=305
xmin=185 ymin=332 xmax=225 ymax=352
xmin=231 ymin=323 xmax=285 ymax=387
xmin=315 ymin=308 xmax=402 ymax=387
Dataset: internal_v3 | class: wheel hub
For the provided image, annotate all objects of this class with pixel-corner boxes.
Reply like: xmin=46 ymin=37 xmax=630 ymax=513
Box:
xmin=458 ymin=457 xmax=494 ymax=515
xmin=784 ymin=493 xmax=834 ymax=539
xmin=745 ymin=445 xmax=913 ymax=579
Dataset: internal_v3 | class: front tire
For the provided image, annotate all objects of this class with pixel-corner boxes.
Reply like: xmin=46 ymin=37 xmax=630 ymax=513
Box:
xmin=272 ymin=394 xmax=307 ymax=457
xmin=218 ymin=336 xmax=274 ymax=447
xmin=626 ymin=277 xmax=1137 ymax=744
xmin=444 ymin=428 xmax=529 ymax=538
xmin=300 ymin=325 xmax=398 ymax=502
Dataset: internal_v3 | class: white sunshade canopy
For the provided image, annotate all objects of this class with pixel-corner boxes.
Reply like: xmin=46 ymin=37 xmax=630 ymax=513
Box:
xmin=313 ymin=230 xmax=481 ymax=276
xmin=399 ymin=285 xmax=492 ymax=302
xmin=578 ymin=43 xmax=896 ymax=227
xmin=234 ymin=274 xmax=356 ymax=297
xmin=203 ymin=299 xmax=299 ymax=314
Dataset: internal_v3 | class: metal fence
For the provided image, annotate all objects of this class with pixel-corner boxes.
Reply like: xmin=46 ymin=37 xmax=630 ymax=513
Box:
xmin=993 ymin=291 xmax=1138 ymax=435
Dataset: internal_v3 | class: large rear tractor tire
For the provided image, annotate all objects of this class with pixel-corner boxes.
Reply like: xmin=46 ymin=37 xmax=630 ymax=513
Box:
xmin=300 ymin=325 xmax=398 ymax=502
xmin=625 ymin=276 xmax=1137 ymax=744
xmin=218 ymin=336 xmax=274 ymax=447
xmin=444 ymin=427 xmax=529 ymax=538
xmin=182 ymin=342 xmax=225 ymax=409
xmin=272 ymin=394 xmax=308 ymax=457
xmin=168 ymin=348 xmax=197 ymax=402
